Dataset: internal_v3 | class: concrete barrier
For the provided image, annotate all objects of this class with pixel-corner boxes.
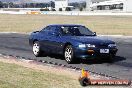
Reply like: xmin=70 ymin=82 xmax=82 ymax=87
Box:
xmin=40 ymin=11 xmax=132 ymax=16
xmin=0 ymin=10 xmax=26 ymax=14
xmin=1 ymin=10 xmax=132 ymax=16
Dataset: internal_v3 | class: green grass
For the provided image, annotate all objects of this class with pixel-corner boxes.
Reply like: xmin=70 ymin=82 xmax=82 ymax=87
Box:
xmin=0 ymin=14 xmax=132 ymax=35
xmin=0 ymin=61 xmax=80 ymax=88
xmin=0 ymin=60 xmax=130 ymax=88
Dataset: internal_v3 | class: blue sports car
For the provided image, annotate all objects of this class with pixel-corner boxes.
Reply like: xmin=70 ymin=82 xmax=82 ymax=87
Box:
xmin=29 ymin=24 xmax=118 ymax=64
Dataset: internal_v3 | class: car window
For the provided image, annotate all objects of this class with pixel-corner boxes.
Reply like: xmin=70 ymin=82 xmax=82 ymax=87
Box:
xmin=78 ymin=27 xmax=94 ymax=36
xmin=40 ymin=26 xmax=56 ymax=33
xmin=61 ymin=26 xmax=68 ymax=34
xmin=40 ymin=26 xmax=50 ymax=32
xmin=50 ymin=26 xmax=56 ymax=32
xmin=61 ymin=26 xmax=94 ymax=36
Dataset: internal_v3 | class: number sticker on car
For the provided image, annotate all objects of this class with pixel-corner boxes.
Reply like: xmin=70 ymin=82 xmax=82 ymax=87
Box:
xmin=100 ymin=49 xmax=109 ymax=53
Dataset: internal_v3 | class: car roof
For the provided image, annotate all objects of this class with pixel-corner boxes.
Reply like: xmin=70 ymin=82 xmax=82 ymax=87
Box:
xmin=48 ymin=24 xmax=83 ymax=27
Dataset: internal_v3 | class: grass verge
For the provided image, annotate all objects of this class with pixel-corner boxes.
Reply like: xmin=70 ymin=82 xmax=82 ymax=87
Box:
xmin=0 ymin=14 xmax=132 ymax=35
xmin=0 ymin=58 xmax=80 ymax=88
xmin=0 ymin=57 xmax=130 ymax=88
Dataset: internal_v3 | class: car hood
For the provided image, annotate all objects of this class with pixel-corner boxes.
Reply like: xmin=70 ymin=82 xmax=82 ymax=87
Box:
xmin=66 ymin=36 xmax=115 ymax=45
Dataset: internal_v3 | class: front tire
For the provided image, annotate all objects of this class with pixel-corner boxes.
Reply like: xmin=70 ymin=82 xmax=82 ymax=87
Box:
xmin=64 ymin=45 xmax=75 ymax=64
xmin=33 ymin=41 xmax=42 ymax=57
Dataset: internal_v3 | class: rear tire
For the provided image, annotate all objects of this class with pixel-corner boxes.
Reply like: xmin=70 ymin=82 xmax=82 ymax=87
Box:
xmin=33 ymin=41 xmax=42 ymax=57
xmin=64 ymin=45 xmax=75 ymax=64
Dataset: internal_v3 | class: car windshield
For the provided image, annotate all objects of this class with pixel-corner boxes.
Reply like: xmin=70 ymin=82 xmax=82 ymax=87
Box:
xmin=61 ymin=26 xmax=95 ymax=36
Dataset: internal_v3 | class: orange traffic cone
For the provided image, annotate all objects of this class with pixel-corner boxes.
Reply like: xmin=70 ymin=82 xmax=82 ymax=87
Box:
xmin=79 ymin=68 xmax=91 ymax=86
xmin=81 ymin=68 xmax=90 ymax=78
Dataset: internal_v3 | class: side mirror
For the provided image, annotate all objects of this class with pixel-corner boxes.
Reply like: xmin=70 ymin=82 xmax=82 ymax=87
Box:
xmin=33 ymin=31 xmax=39 ymax=33
xmin=93 ymin=32 xmax=96 ymax=36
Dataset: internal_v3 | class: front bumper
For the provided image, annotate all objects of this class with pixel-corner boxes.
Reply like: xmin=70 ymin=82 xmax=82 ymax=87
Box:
xmin=74 ymin=47 xmax=118 ymax=59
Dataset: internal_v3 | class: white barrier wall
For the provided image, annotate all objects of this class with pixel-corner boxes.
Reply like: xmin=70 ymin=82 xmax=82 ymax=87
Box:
xmin=55 ymin=0 xmax=68 ymax=11
xmin=41 ymin=11 xmax=132 ymax=15
xmin=0 ymin=10 xmax=27 ymax=14
xmin=1 ymin=10 xmax=132 ymax=15
xmin=124 ymin=0 xmax=132 ymax=12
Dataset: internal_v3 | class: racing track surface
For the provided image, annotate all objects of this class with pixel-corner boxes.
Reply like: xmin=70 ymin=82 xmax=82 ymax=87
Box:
xmin=0 ymin=33 xmax=132 ymax=80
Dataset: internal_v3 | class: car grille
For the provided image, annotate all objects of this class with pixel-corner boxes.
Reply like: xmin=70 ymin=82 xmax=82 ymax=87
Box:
xmin=97 ymin=44 xmax=108 ymax=48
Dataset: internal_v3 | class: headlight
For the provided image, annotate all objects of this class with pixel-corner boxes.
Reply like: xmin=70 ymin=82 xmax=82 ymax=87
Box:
xmin=108 ymin=44 xmax=116 ymax=47
xmin=78 ymin=44 xmax=86 ymax=48
xmin=87 ymin=44 xmax=96 ymax=48
xmin=79 ymin=44 xmax=96 ymax=48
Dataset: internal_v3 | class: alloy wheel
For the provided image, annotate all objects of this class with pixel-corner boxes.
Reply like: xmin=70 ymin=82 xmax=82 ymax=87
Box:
xmin=65 ymin=45 xmax=73 ymax=63
xmin=33 ymin=42 xmax=40 ymax=56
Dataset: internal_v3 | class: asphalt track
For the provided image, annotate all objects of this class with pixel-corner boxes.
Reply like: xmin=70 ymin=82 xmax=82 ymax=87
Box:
xmin=0 ymin=33 xmax=132 ymax=80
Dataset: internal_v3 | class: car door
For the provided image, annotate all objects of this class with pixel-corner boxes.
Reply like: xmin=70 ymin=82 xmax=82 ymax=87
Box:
xmin=38 ymin=26 xmax=52 ymax=52
xmin=46 ymin=26 xmax=64 ymax=54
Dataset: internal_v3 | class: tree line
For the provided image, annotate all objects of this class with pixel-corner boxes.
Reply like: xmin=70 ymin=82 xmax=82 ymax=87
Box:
xmin=0 ymin=1 xmax=86 ymax=11
xmin=0 ymin=1 xmax=55 ymax=8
